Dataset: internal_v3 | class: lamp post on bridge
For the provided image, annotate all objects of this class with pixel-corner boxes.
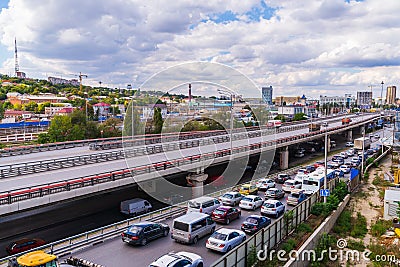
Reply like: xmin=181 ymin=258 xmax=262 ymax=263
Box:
xmin=218 ymin=89 xmax=235 ymax=155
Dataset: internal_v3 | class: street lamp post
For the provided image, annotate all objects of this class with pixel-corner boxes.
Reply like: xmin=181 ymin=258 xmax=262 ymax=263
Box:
xmin=324 ymin=130 xmax=328 ymax=203
xmin=381 ymin=81 xmax=384 ymax=111
xmin=218 ymin=89 xmax=234 ymax=155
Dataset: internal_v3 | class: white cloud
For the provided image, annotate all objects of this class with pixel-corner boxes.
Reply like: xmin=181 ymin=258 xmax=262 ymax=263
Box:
xmin=0 ymin=0 xmax=399 ymax=98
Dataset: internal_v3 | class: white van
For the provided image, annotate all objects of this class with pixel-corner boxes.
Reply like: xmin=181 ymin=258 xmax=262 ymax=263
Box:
xmin=171 ymin=212 xmax=216 ymax=244
xmin=120 ymin=198 xmax=152 ymax=216
xmin=187 ymin=196 xmax=221 ymax=214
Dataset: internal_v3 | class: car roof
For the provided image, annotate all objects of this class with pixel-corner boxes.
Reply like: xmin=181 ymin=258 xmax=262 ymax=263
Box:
xmin=215 ymin=228 xmax=240 ymax=235
xmin=264 ymin=199 xmax=280 ymax=203
xmin=9 ymin=238 xmax=44 ymax=245
xmin=130 ymin=221 xmax=155 ymax=227
xmin=222 ymin=191 xmax=239 ymax=195
xmin=216 ymin=206 xmax=232 ymax=211
xmin=267 ymin=188 xmax=279 ymax=191
xmin=247 ymin=215 xmax=263 ymax=219
xmin=242 ymin=195 xmax=258 ymax=199
xmin=290 ymin=189 xmax=304 ymax=194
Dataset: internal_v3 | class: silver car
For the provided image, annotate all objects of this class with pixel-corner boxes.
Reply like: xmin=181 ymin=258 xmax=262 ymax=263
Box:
xmin=219 ymin=191 xmax=243 ymax=206
xmin=149 ymin=251 xmax=203 ymax=267
xmin=206 ymin=228 xmax=246 ymax=253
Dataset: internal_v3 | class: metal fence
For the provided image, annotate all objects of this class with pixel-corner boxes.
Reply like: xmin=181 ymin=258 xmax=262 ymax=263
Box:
xmin=210 ymin=178 xmax=339 ymax=267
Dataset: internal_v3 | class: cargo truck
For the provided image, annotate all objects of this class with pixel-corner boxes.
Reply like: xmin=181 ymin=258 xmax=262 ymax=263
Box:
xmin=341 ymin=118 xmax=352 ymax=125
xmin=120 ymin=198 xmax=152 ymax=216
xmin=354 ymin=137 xmax=371 ymax=150
xmin=309 ymin=123 xmax=321 ymax=132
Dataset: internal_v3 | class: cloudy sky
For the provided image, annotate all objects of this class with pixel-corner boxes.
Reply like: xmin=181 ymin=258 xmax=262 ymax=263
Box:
xmin=0 ymin=0 xmax=399 ymax=98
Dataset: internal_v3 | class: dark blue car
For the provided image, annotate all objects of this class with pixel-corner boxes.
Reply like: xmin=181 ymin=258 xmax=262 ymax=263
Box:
xmin=121 ymin=221 xmax=169 ymax=246
xmin=241 ymin=215 xmax=271 ymax=234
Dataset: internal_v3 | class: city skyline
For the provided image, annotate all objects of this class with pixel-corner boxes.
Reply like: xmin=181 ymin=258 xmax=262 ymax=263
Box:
xmin=0 ymin=0 xmax=399 ymax=98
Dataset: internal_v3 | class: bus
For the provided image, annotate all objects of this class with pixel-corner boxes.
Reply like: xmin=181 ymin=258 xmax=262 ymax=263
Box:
xmin=301 ymin=168 xmax=336 ymax=195
xmin=266 ymin=120 xmax=282 ymax=128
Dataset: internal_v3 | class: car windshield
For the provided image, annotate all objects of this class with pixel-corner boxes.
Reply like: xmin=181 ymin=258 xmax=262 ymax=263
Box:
xmin=267 ymin=190 xmax=276 ymax=194
xmin=263 ymin=203 xmax=276 ymax=208
xmin=245 ymin=218 xmax=258 ymax=224
xmin=290 ymin=193 xmax=300 ymax=198
xmin=241 ymin=186 xmax=249 ymax=190
xmin=242 ymin=197 xmax=253 ymax=202
xmin=211 ymin=232 xmax=227 ymax=241
xmin=222 ymin=194 xmax=233 ymax=199
xmin=188 ymin=201 xmax=200 ymax=209
xmin=128 ymin=226 xmax=143 ymax=234
xmin=284 ymin=182 xmax=293 ymax=186
xmin=214 ymin=209 xmax=226 ymax=215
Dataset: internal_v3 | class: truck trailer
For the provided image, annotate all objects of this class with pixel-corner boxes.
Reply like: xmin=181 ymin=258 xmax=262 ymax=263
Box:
xmin=354 ymin=137 xmax=371 ymax=150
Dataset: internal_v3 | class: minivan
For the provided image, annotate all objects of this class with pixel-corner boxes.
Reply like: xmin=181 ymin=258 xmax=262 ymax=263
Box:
xmin=171 ymin=212 xmax=216 ymax=244
xmin=187 ymin=196 xmax=221 ymax=214
xmin=120 ymin=198 xmax=152 ymax=216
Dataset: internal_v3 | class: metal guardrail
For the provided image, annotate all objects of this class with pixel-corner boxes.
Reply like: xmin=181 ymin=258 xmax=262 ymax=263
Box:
xmin=0 ymin=115 xmax=373 ymax=179
xmin=0 ymin=167 xmax=301 ymax=266
xmin=0 ymin=113 xmax=361 ymax=157
xmin=0 ymin=115 xmax=380 ymax=206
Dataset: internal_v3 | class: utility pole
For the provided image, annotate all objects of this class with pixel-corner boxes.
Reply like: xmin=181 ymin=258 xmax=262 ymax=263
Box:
xmin=76 ymin=72 xmax=88 ymax=120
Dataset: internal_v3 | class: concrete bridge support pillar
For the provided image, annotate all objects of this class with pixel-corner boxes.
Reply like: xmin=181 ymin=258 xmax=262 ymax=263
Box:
xmin=187 ymin=167 xmax=208 ymax=198
xmin=279 ymin=146 xmax=289 ymax=170
xmin=347 ymin=130 xmax=353 ymax=141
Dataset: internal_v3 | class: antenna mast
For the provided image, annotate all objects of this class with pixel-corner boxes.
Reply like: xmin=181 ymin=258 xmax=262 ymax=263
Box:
xmin=14 ymin=38 xmax=19 ymax=77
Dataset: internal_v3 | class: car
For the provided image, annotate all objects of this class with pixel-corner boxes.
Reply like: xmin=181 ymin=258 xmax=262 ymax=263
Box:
xmin=313 ymin=161 xmax=325 ymax=168
xmin=239 ymin=183 xmax=258 ymax=195
xmin=275 ymin=173 xmax=291 ymax=184
xmin=121 ymin=222 xmax=170 ymax=246
xmin=294 ymin=151 xmax=305 ymax=158
xmin=344 ymin=162 xmax=353 ymax=167
xmin=265 ymin=188 xmax=285 ymax=199
xmin=286 ymin=189 xmax=307 ymax=206
xmin=6 ymin=238 xmax=46 ymax=255
xmin=239 ymin=195 xmax=264 ymax=210
xmin=346 ymin=150 xmax=354 ymax=157
xmin=330 ymin=140 xmax=337 ymax=148
xmin=330 ymin=161 xmax=340 ymax=168
xmin=211 ymin=206 xmax=241 ymax=224
xmin=282 ymin=179 xmax=302 ymax=193
xmin=218 ymin=191 xmax=243 ymax=206
xmin=335 ymin=169 xmax=344 ymax=177
xmin=367 ymin=149 xmax=374 ymax=155
xmin=346 ymin=142 xmax=354 ymax=147
xmin=339 ymin=165 xmax=350 ymax=173
xmin=305 ymin=165 xmax=316 ymax=173
xmin=256 ymin=178 xmax=275 ymax=191
xmin=339 ymin=152 xmax=348 ymax=159
xmin=351 ymin=157 xmax=360 ymax=163
xmin=261 ymin=200 xmax=285 ymax=218
xmin=374 ymin=133 xmax=380 ymax=138
xmin=297 ymin=168 xmax=308 ymax=174
xmin=241 ymin=215 xmax=272 ymax=234
xmin=148 ymin=251 xmax=204 ymax=267
xmin=206 ymin=228 xmax=246 ymax=253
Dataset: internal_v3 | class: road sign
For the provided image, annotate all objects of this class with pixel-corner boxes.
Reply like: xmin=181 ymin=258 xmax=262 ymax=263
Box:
xmin=320 ymin=189 xmax=330 ymax=197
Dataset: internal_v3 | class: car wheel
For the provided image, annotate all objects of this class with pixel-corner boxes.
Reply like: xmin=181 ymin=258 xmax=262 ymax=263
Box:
xmin=197 ymin=263 xmax=203 ymax=267
xmin=275 ymin=212 xmax=279 ymax=219
xmin=140 ymin=238 xmax=147 ymax=246
xmin=242 ymin=236 xmax=246 ymax=242
xmin=252 ymin=205 xmax=256 ymax=211
xmin=193 ymin=236 xmax=199 ymax=244
xmin=226 ymin=218 xmax=230 ymax=225
xmin=163 ymin=229 xmax=169 ymax=237
xmin=227 ymin=245 xmax=232 ymax=252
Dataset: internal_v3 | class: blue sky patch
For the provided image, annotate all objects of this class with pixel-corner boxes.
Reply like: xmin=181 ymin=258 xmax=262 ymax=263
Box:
xmin=246 ymin=1 xmax=277 ymax=21
xmin=203 ymin=10 xmax=239 ymax=24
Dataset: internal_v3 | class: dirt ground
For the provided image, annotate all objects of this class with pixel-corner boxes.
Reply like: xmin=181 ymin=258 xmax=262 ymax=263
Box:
xmin=343 ymin=156 xmax=392 ymax=266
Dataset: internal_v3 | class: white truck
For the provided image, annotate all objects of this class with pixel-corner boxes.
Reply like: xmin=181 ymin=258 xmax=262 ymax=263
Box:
xmin=120 ymin=198 xmax=152 ymax=216
xmin=354 ymin=137 xmax=371 ymax=150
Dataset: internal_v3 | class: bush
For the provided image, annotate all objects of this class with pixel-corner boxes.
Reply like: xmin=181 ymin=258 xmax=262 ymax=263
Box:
xmin=327 ymin=194 xmax=340 ymax=211
xmin=296 ymin=223 xmax=312 ymax=233
xmin=371 ymin=220 xmax=392 ymax=237
xmin=311 ymin=233 xmax=337 ymax=267
xmin=311 ymin=202 xmax=331 ymax=216
xmin=333 ymin=210 xmax=352 ymax=235
xmin=282 ymin=238 xmax=297 ymax=252
xmin=247 ymin=245 xmax=257 ymax=266
xmin=332 ymin=181 xmax=348 ymax=202
xmin=350 ymin=212 xmax=368 ymax=238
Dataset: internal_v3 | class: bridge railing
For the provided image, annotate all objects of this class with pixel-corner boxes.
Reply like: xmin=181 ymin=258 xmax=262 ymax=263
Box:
xmin=0 ymin=114 xmax=380 ymax=206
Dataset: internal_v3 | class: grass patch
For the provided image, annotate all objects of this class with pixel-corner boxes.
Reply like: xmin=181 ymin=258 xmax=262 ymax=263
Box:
xmin=333 ymin=210 xmax=352 ymax=235
xmin=371 ymin=220 xmax=393 ymax=237
xmin=350 ymin=212 xmax=368 ymax=238
xmin=347 ymin=239 xmax=365 ymax=251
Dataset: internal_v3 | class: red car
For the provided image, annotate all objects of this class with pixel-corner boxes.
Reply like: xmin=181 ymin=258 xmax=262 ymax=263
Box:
xmin=6 ymin=238 xmax=46 ymax=255
xmin=211 ymin=206 xmax=241 ymax=225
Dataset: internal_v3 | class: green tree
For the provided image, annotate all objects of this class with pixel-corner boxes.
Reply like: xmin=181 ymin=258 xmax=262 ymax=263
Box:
xmin=153 ymin=107 xmax=163 ymax=134
xmin=23 ymin=101 xmax=38 ymax=112
xmin=37 ymin=102 xmax=51 ymax=113
xmin=274 ymin=114 xmax=286 ymax=122
xmin=293 ymin=112 xmax=307 ymax=121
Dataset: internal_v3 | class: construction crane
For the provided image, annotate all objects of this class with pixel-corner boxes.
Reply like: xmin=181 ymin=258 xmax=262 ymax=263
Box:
xmin=70 ymin=72 xmax=89 ymax=120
